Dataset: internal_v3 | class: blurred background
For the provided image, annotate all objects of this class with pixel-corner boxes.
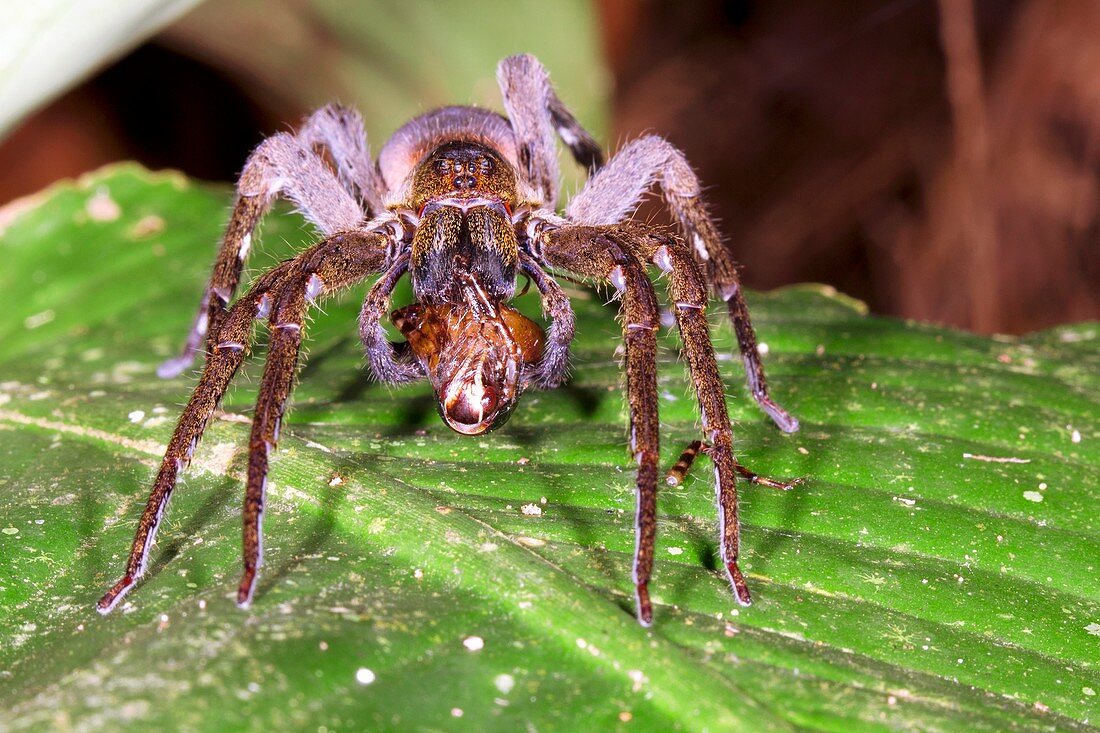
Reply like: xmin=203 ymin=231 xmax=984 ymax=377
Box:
xmin=1 ymin=0 xmax=1097 ymax=334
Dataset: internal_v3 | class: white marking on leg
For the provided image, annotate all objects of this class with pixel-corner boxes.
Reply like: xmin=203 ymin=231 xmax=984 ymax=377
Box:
xmin=217 ymin=341 xmax=245 ymax=352
xmin=609 ymin=266 xmax=626 ymax=293
xmin=238 ymin=232 xmax=252 ymax=261
xmin=256 ymin=293 xmax=272 ymax=319
xmin=653 ymin=245 xmax=673 ymax=273
xmin=274 ymin=323 xmax=301 ymax=332
xmin=306 ymin=273 xmax=324 ymax=303
xmin=692 ymin=233 xmax=709 ymax=261
xmin=266 ymin=176 xmax=290 ymax=198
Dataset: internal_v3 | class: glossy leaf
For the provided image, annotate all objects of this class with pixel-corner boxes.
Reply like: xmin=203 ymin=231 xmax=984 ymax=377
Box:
xmin=0 ymin=166 xmax=1097 ymax=731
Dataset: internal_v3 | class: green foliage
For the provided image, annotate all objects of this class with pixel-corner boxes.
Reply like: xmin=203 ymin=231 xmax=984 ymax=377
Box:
xmin=0 ymin=167 xmax=1096 ymax=731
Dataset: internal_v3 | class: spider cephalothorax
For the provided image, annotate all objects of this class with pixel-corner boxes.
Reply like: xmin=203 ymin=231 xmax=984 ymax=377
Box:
xmin=99 ymin=55 xmax=800 ymax=626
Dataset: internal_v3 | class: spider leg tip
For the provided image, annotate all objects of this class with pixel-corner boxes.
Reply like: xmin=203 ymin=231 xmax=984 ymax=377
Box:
xmin=236 ymin=573 xmax=257 ymax=608
xmin=635 ymin=583 xmax=653 ymax=626
xmin=775 ymin=413 xmax=800 ymax=434
xmin=725 ymin=562 xmax=754 ymax=606
xmin=96 ymin=575 xmax=136 ymax=615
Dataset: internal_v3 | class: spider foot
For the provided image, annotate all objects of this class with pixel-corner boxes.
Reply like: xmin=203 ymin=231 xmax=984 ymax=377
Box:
xmin=97 ymin=574 xmax=136 ymax=615
xmin=725 ymin=562 xmax=753 ymax=606
xmin=734 ymin=462 xmax=805 ymax=491
xmin=635 ymin=582 xmax=654 ymax=627
xmin=758 ymin=397 xmax=800 ymax=434
xmin=237 ymin=566 xmax=258 ymax=608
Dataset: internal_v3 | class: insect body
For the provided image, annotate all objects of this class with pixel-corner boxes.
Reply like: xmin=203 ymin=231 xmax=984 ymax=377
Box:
xmin=99 ymin=55 xmax=799 ymax=626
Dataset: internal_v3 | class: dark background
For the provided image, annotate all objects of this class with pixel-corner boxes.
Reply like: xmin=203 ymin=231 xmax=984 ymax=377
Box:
xmin=2 ymin=0 xmax=1097 ymax=334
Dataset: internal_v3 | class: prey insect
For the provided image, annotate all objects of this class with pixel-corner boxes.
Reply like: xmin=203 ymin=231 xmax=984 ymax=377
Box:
xmin=98 ymin=55 xmax=800 ymax=625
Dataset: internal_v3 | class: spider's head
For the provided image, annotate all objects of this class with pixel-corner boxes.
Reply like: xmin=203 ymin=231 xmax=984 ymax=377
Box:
xmin=410 ymin=141 xmax=517 ymax=210
xmin=391 ymin=276 xmax=544 ymax=436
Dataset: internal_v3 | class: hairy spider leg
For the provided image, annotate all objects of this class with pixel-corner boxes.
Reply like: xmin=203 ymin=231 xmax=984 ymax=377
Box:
xmin=358 ymin=252 xmax=422 ymax=385
xmin=496 ymin=54 xmax=605 ymax=209
xmin=536 ymin=226 xmax=661 ymax=626
xmin=160 ymin=117 xmax=370 ymax=378
xmin=565 ymin=136 xmax=800 ymax=434
xmin=622 ymin=233 xmax=806 ymax=499
xmin=665 ymin=439 xmax=804 ymax=490
xmin=237 ymin=230 xmax=393 ymax=605
xmin=99 ymin=230 xmax=392 ymax=614
xmin=665 ymin=439 xmax=707 ymax=487
xmin=519 ymin=255 xmax=575 ymax=388
xmin=98 ymin=265 xmax=288 ymax=613
xmin=299 ymin=104 xmax=387 ymax=214
xmin=626 ymin=225 xmax=757 ymax=607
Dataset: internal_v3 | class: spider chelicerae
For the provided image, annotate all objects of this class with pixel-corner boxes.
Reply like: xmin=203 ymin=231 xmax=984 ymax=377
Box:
xmin=98 ymin=54 xmax=800 ymax=626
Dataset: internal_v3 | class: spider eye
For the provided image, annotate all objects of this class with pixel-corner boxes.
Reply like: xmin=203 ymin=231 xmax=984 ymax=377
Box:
xmin=435 ymin=159 xmax=452 ymax=174
xmin=479 ymin=158 xmax=494 ymax=175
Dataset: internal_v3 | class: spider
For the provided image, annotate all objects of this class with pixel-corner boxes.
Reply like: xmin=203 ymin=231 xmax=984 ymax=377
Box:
xmin=98 ymin=54 xmax=800 ymax=626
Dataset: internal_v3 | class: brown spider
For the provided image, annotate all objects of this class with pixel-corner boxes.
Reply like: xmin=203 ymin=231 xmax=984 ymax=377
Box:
xmin=98 ymin=54 xmax=799 ymax=626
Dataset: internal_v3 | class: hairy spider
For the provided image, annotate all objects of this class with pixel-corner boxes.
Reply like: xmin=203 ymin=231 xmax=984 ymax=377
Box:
xmin=98 ymin=54 xmax=799 ymax=625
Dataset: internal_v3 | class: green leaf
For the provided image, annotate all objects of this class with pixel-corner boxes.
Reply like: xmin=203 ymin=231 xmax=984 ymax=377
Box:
xmin=0 ymin=166 xmax=1097 ymax=731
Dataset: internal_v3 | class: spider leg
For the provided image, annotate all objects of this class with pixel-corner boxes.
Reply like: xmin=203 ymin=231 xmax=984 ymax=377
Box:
xmin=665 ymin=439 xmax=803 ymax=491
xmin=538 ymin=225 xmax=661 ymax=626
xmin=299 ymin=104 xmax=387 ymax=215
xmin=237 ymin=232 xmax=391 ymax=605
xmin=98 ymin=266 xmax=290 ymax=612
xmin=519 ymin=254 xmax=575 ymax=388
xmin=98 ymin=229 xmax=391 ymax=614
xmin=565 ymin=137 xmax=799 ymax=433
xmin=665 ymin=439 xmax=706 ymax=487
xmin=497 ymin=54 xmax=604 ymax=208
xmin=358 ymin=251 xmax=423 ymax=384
xmin=636 ymin=228 xmax=758 ymax=604
xmin=159 ymin=129 xmax=368 ymax=379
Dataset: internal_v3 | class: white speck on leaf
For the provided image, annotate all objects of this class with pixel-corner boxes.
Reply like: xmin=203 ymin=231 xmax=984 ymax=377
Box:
xmin=23 ymin=310 xmax=55 ymax=330
xmin=963 ymin=453 xmax=1030 ymax=464
xmin=494 ymin=674 xmax=515 ymax=694
xmin=1023 ymin=491 xmax=1043 ymax=503
xmin=86 ymin=187 xmax=121 ymax=221
xmin=355 ymin=667 xmax=376 ymax=685
xmin=463 ymin=636 xmax=484 ymax=651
